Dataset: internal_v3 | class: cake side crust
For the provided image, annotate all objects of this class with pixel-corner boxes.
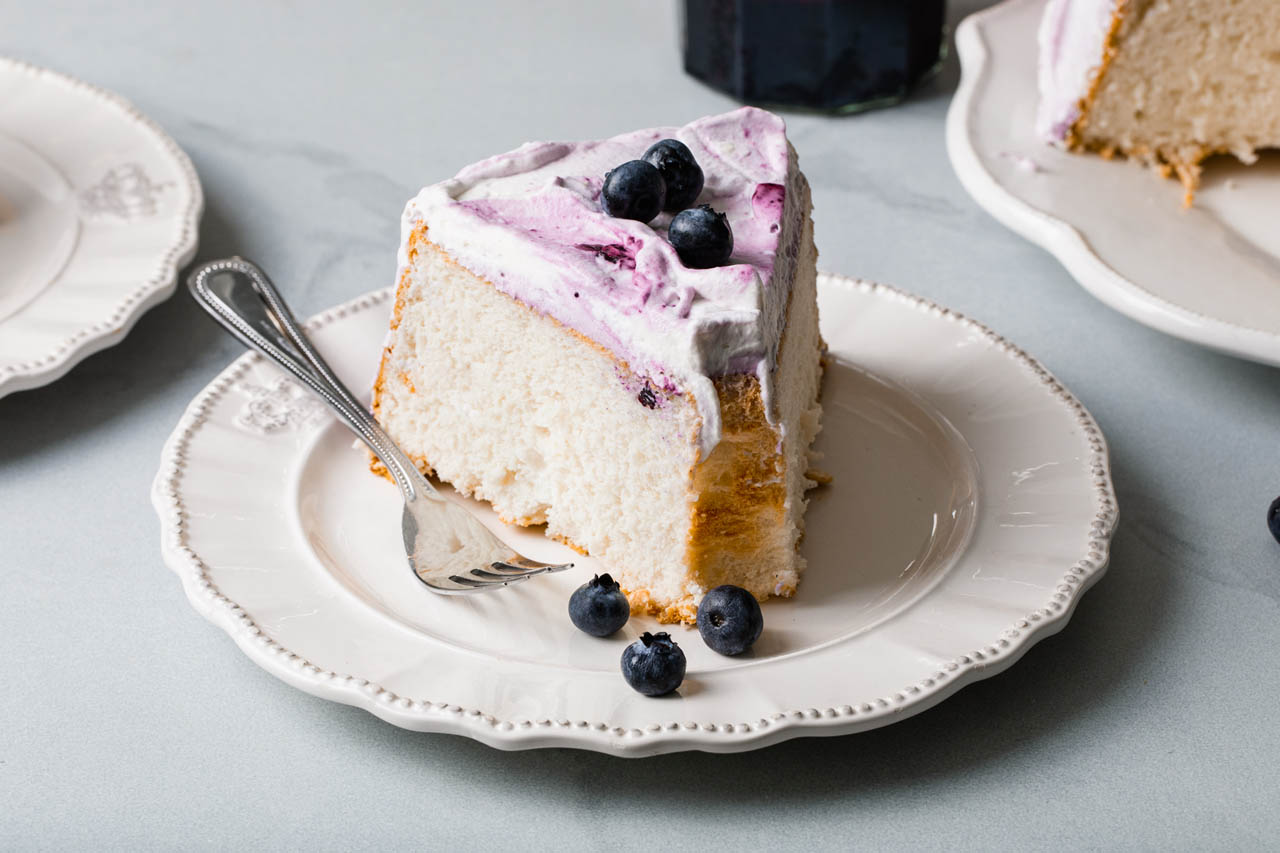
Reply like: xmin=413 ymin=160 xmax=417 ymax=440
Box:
xmin=635 ymin=208 xmax=823 ymax=624
xmin=1062 ymin=0 xmax=1127 ymax=155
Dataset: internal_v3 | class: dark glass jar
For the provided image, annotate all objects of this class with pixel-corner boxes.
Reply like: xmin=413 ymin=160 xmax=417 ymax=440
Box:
xmin=682 ymin=0 xmax=947 ymax=113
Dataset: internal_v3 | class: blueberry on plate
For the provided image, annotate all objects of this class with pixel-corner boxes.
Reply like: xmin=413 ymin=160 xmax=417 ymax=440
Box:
xmin=696 ymin=585 xmax=763 ymax=656
xmin=568 ymin=573 xmax=630 ymax=637
xmin=1268 ymin=497 xmax=1280 ymax=544
xmin=602 ymin=160 xmax=666 ymax=223
xmin=620 ymin=632 xmax=686 ymax=696
xmin=668 ymin=204 xmax=733 ymax=268
xmin=642 ymin=138 xmax=704 ymax=211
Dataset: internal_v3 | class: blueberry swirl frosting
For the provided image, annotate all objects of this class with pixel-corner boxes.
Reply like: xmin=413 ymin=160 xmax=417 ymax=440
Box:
xmin=398 ymin=107 xmax=807 ymax=458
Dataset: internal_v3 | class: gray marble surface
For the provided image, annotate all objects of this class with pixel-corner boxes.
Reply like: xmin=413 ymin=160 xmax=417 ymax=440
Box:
xmin=3 ymin=1 xmax=1279 ymax=849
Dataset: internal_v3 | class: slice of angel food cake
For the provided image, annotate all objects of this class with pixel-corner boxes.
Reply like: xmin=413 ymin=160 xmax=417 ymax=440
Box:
xmin=1037 ymin=0 xmax=1280 ymax=204
xmin=371 ymin=107 xmax=823 ymax=624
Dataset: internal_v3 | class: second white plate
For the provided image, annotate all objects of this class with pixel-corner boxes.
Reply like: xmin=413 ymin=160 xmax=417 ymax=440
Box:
xmin=153 ymin=273 xmax=1117 ymax=756
xmin=0 ymin=57 xmax=202 ymax=399
xmin=947 ymin=0 xmax=1280 ymax=366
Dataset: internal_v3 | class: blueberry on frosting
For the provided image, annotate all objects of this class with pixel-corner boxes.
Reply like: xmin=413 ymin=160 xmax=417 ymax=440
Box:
xmin=643 ymin=138 xmax=704 ymax=211
xmin=602 ymin=160 xmax=666 ymax=223
xmin=668 ymin=204 xmax=733 ymax=269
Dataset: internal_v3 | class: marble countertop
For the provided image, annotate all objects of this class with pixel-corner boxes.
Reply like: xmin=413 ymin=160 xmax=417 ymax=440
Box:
xmin=3 ymin=1 xmax=1278 ymax=848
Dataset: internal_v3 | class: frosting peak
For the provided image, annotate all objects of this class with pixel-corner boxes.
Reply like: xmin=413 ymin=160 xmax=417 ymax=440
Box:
xmin=398 ymin=107 xmax=804 ymax=458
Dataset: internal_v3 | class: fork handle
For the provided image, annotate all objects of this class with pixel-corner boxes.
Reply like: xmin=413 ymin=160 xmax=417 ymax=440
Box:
xmin=187 ymin=257 xmax=438 ymax=505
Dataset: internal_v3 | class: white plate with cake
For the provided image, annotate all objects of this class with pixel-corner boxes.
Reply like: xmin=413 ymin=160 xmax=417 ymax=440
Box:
xmin=154 ymin=110 xmax=1117 ymax=755
xmin=947 ymin=0 xmax=1280 ymax=367
xmin=0 ymin=57 xmax=203 ymax=399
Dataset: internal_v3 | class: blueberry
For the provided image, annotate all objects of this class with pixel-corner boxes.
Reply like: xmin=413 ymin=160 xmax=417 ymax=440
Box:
xmin=696 ymin=585 xmax=763 ymax=656
xmin=620 ymin=632 xmax=686 ymax=696
xmin=642 ymin=138 xmax=704 ymax=211
xmin=668 ymin=204 xmax=733 ymax=268
xmin=1269 ymin=497 xmax=1280 ymax=544
xmin=568 ymin=573 xmax=630 ymax=637
xmin=602 ymin=160 xmax=666 ymax=223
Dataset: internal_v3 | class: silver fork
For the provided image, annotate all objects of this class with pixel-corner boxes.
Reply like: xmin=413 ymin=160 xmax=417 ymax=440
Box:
xmin=187 ymin=256 xmax=573 ymax=593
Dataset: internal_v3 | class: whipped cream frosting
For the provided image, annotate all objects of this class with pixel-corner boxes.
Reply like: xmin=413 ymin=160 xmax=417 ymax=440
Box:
xmin=397 ymin=107 xmax=803 ymax=459
xmin=1036 ymin=0 xmax=1117 ymax=142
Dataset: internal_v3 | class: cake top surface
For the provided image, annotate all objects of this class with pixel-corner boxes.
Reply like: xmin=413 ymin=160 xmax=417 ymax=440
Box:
xmin=1036 ymin=0 xmax=1117 ymax=142
xmin=398 ymin=107 xmax=804 ymax=457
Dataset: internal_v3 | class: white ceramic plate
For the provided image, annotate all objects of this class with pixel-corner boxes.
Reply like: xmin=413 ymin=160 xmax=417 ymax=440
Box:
xmin=152 ymin=273 xmax=1117 ymax=756
xmin=0 ymin=57 xmax=202 ymax=399
xmin=947 ymin=0 xmax=1280 ymax=366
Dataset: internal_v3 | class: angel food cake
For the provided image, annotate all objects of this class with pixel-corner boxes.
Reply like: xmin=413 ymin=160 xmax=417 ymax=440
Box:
xmin=371 ymin=107 xmax=823 ymax=624
xmin=1037 ymin=0 xmax=1280 ymax=203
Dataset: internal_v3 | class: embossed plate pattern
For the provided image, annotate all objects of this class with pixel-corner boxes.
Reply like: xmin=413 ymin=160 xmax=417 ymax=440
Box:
xmin=0 ymin=57 xmax=203 ymax=398
xmin=152 ymin=274 xmax=1117 ymax=756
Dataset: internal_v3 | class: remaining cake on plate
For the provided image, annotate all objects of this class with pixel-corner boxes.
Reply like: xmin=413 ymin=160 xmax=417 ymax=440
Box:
xmin=370 ymin=107 xmax=823 ymax=624
xmin=1037 ymin=0 xmax=1280 ymax=203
